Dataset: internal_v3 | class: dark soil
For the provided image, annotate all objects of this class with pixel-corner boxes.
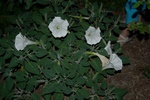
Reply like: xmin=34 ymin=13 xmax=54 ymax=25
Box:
xmin=107 ymin=34 xmax=150 ymax=100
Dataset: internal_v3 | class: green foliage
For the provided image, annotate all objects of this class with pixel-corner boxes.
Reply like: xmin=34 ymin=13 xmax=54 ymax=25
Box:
xmin=0 ymin=0 xmax=129 ymax=99
xmin=130 ymin=0 xmax=150 ymax=35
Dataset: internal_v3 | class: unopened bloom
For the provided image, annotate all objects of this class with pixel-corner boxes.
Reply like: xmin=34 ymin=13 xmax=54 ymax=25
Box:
xmin=103 ymin=53 xmax=123 ymax=71
xmin=48 ymin=17 xmax=69 ymax=38
xmin=87 ymin=51 xmax=123 ymax=71
xmin=104 ymin=41 xmax=112 ymax=55
xmin=15 ymin=33 xmax=37 ymax=51
xmin=85 ymin=26 xmax=102 ymax=45
xmin=92 ymin=52 xmax=109 ymax=67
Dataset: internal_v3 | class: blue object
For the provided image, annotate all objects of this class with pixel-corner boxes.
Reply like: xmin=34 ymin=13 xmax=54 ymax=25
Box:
xmin=125 ymin=0 xmax=146 ymax=24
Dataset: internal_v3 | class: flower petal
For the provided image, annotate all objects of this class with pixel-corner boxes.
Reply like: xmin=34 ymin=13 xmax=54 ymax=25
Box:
xmin=92 ymin=52 xmax=109 ymax=67
xmin=48 ymin=17 xmax=69 ymax=38
xmin=85 ymin=26 xmax=102 ymax=45
xmin=104 ymin=53 xmax=123 ymax=71
xmin=104 ymin=41 xmax=112 ymax=55
xmin=15 ymin=33 xmax=36 ymax=51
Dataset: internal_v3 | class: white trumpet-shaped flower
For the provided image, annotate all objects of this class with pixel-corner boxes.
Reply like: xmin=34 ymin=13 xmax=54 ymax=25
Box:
xmin=48 ymin=17 xmax=69 ymax=38
xmin=85 ymin=26 xmax=102 ymax=45
xmin=15 ymin=33 xmax=37 ymax=51
xmin=87 ymin=52 xmax=123 ymax=71
xmin=92 ymin=52 xmax=109 ymax=67
xmin=103 ymin=53 xmax=123 ymax=71
xmin=104 ymin=41 xmax=112 ymax=55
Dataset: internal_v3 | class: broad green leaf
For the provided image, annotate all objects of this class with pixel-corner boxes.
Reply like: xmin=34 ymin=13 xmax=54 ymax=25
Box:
xmin=14 ymin=71 xmax=26 ymax=82
xmin=42 ymin=69 xmax=55 ymax=79
xmin=113 ymin=88 xmax=128 ymax=99
xmin=86 ymin=79 xmax=93 ymax=88
xmin=0 ymin=57 xmax=5 ymax=67
xmin=99 ymin=90 xmax=105 ymax=96
xmin=25 ymin=62 xmax=40 ymax=75
xmin=61 ymin=85 xmax=72 ymax=95
xmin=53 ymin=93 xmax=64 ymax=100
xmin=9 ymin=57 xmax=19 ymax=67
xmin=26 ymin=77 xmax=38 ymax=91
xmin=32 ymin=92 xmax=41 ymax=100
xmin=16 ymin=82 xmax=26 ymax=90
xmin=120 ymin=55 xmax=130 ymax=64
xmin=34 ymin=48 xmax=48 ymax=58
xmin=5 ymin=77 xmax=14 ymax=92
xmin=36 ymin=0 xmax=50 ymax=5
xmin=113 ymin=27 xmax=121 ymax=34
xmin=53 ymin=63 xmax=61 ymax=74
xmin=101 ymin=80 xmax=108 ymax=90
xmin=0 ymin=47 xmax=5 ymax=56
xmin=43 ymin=94 xmax=51 ymax=100
xmin=0 ymin=82 xmax=9 ymax=97
xmin=134 ymin=1 xmax=142 ymax=8
xmin=38 ymin=26 xmax=50 ymax=36
xmin=3 ymin=52 xmax=12 ymax=59
xmin=28 ymin=54 xmax=37 ymax=61
xmin=77 ymin=89 xmax=90 ymax=99
xmin=78 ymin=8 xmax=89 ymax=16
xmin=42 ymin=82 xmax=57 ymax=95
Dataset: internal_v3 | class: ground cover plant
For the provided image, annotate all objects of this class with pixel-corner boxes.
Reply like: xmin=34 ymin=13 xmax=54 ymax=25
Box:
xmin=0 ymin=0 xmax=130 ymax=99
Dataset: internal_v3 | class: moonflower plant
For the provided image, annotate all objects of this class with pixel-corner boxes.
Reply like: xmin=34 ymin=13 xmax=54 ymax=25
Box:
xmin=15 ymin=33 xmax=37 ymax=51
xmin=48 ymin=17 xmax=69 ymax=38
xmin=104 ymin=41 xmax=112 ymax=55
xmin=84 ymin=26 xmax=102 ymax=45
xmin=103 ymin=53 xmax=123 ymax=71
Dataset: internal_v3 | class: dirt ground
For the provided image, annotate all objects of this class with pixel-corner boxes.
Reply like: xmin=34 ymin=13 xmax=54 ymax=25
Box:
xmin=107 ymin=33 xmax=150 ymax=100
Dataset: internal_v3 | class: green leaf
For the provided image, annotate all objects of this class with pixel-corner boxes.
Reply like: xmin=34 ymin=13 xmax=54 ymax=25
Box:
xmin=43 ymin=94 xmax=51 ymax=100
xmin=36 ymin=0 xmax=50 ymax=5
xmin=120 ymin=55 xmax=130 ymax=64
xmin=42 ymin=82 xmax=57 ymax=95
xmin=0 ymin=57 xmax=5 ymax=67
xmin=38 ymin=26 xmax=50 ymax=36
xmin=16 ymin=82 xmax=26 ymax=90
xmin=34 ymin=48 xmax=48 ymax=58
xmin=25 ymin=62 xmax=40 ymax=75
xmin=28 ymin=54 xmax=37 ymax=61
xmin=113 ymin=88 xmax=128 ymax=99
xmin=99 ymin=90 xmax=105 ymax=96
xmin=5 ymin=77 xmax=14 ymax=92
xmin=42 ymin=68 xmax=55 ymax=79
xmin=14 ymin=71 xmax=26 ymax=82
xmin=77 ymin=89 xmax=90 ymax=99
xmin=113 ymin=27 xmax=121 ymax=34
xmin=134 ymin=1 xmax=142 ymax=8
xmin=101 ymin=80 xmax=108 ymax=90
xmin=9 ymin=57 xmax=19 ymax=67
xmin=32 ymin=92 xmax=41 ymax=100
xmin=62 ymin=86 xmax=72 ymax=95
xmin=26 ymin=77 xmax=38 ymax=91
xmin=3 ymin=52 xmax=12 ymax=59
xmin=53 ymin=93 xmax=64 ymax=100
xmin=0 ymin=47 xmax=5 ymax=56
xmin=0 ymin=82 xmax=9 ymax=97
xmin=78 ymin=8 xmax=89 ymax=16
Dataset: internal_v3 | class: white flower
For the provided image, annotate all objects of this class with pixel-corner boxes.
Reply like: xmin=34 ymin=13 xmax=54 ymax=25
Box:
xmin=48 ymin=17 xmax=69 ymax=38
xmin=85 ymin=26 xmax=102 ymax=45
xmin=104 ymin=41 xmax=112 ymax=55
xmin=92 ymin=52 xmax=109 ymax=67
xmin=15 ymin=33 xmax=37 ymax=51
xmin=103 ymin=53 xmax=123 ymax=71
